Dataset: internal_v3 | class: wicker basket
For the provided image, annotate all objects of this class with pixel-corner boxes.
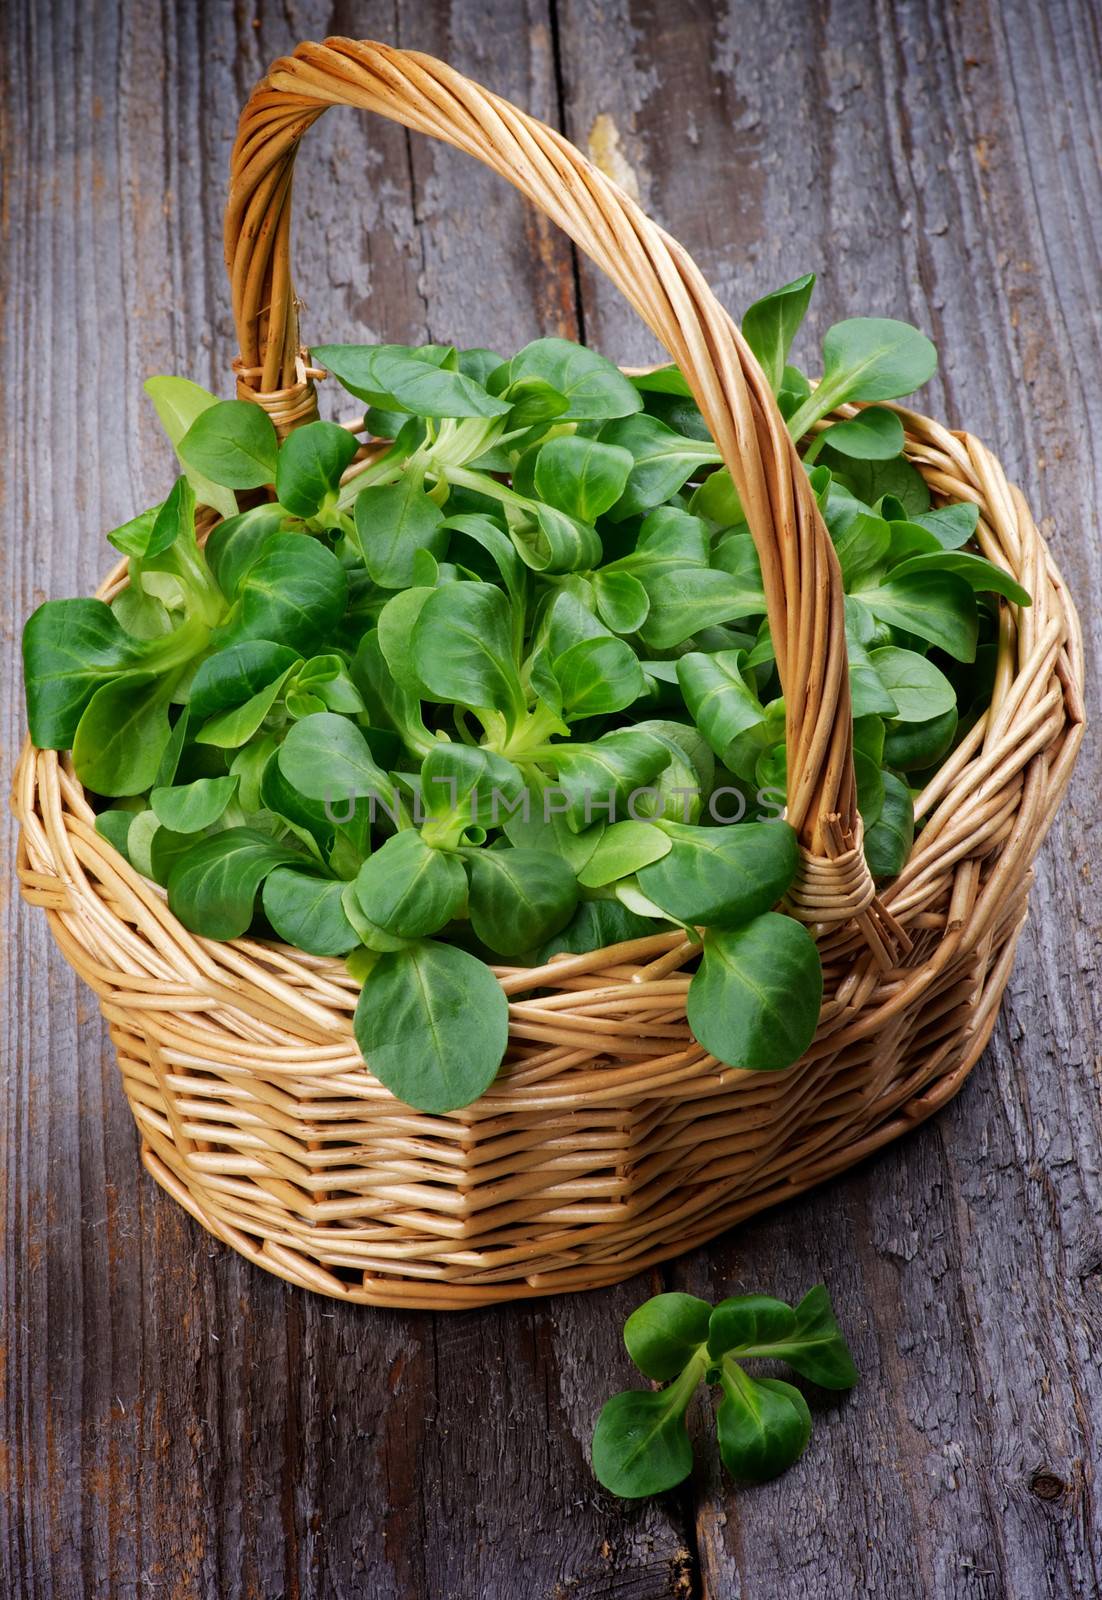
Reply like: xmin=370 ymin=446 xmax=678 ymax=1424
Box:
xmin=13 ymin=39 xmax=1084 ymax=1310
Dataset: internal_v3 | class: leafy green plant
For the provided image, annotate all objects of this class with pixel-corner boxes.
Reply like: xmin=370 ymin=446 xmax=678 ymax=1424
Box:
xmin=23 ymin=274 xmax=1028 ymax=1114
xmin=591 ymin=1285 xmax=858 ymax=1497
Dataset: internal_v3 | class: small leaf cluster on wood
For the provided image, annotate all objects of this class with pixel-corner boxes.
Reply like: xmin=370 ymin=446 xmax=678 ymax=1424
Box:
xmin=591 ymin=1285 xmax=859 ymax=1497
xmin=22 ymin=274 xmax=1028 ymax=1114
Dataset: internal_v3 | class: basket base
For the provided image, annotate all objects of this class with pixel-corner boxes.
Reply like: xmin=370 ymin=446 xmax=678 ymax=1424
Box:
xmin=136 ymin=966 xmax=1007 ymax=1310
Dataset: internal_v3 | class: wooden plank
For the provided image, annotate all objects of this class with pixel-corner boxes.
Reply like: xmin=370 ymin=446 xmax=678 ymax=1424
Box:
xmin=556 ymin=1 xmax=1102 ymax=1595
xmin=0 ymin=2 xmax=693 ymax=1597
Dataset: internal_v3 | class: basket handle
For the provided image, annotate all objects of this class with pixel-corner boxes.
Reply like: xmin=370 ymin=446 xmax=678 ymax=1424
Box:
xmin=225 ymin=37 xmax=886 ymax=947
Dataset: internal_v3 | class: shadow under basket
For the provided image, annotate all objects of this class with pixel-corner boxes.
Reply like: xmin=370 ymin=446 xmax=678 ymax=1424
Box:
xmin=12 ymin=38 xmax=1085 ymax=1310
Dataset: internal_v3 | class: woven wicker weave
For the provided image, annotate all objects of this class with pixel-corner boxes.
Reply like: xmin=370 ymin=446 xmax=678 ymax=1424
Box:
xmin=12 ymin=39 xmax=1084 ymax=1309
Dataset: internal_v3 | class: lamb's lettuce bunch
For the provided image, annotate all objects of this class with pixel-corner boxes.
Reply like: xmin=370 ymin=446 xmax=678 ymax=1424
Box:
xmin=23 ymin=275 xmax=1027 ymax=1112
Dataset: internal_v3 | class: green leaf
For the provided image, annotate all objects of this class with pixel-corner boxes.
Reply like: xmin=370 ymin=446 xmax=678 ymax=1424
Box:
xmin=275 ymin=419 xmax=359 ymax=518
xmin=261 ymin=868 xmax=361 ymax=955
xmin=863 ymin=771 xmax=915 ymax=878
xmin=502 ymin=784 xmax=605 ymax=873
xmin=314 ymin=342 xmax=511 ymax=418
xmin=533 ymin=435 xmax=633 ymax=522
xmin=642 ymin=389 xmax=711 ymax=442
xmin=499 ymin=375 xmax=569 ymax=430
xmin=178 ymin=399 xmax=279 ymax=489
xmin=204 ymin=506 xmax=288 ymax=598
xmin=143 ymin=376 xmax=237 ymax=518
xmin=816 ymin=406 xmax=905 ymax=460
xmin=637 ymin=821 xmax=798 ymax=926
xmin=869 ymin=646 xmax=957 ymax=722
xmin=631 ymin=720 xmax=715 ymax=819
xmin=259 ymin=747 xmax=340 ymax=854
xmin=592 ymin=569 xmax=650 ymax=634
xmin=628 ymin=505 xmax=711 ymax=569
xmin=127 ymin=810 xmax=165 ymax=879
xmin=825 ymin=450 xmax=931 ymax=517
xmin=741 ymin=272 xmax=815 ymax=392
xmin=882 ymin=705 xmax=957 ymax=771
xmin=820 ymin=316 xmax=937 ymax=404
xmin=711 ymin=1285 xmax=858 ymax=1390
xmin=194 ymin=661 xmax=299 ymax=748
xmin=632 ymin=744 xmax=709 ymax=819
xmin=354 ymin=477 xmax=447 ymax=589
xmin=553 ymin=635 xmax=646 ymax=718
xmin=780 ymin=1285 xmax=861 ymax=1388
xmin=295 ymin=654 xmax=364 ymax=715
xmin=150 ymin=774 xmax=238 ymax=833
xmin=687 ymin=914 xmax=822 ymax=1070
xmin=341 ymin=888 xmax=411 ymax=953
xmin=94 ymin=808 xmax=137 ymax=862
xmin=638 ymin=567 xmax=763 ymax=651
xmin=286 ymin=690 xmax=326 ymax=720
xmin=591 ymin=1354 xmax=705 ymax=1499
xmin=844 ymin=594 xmax=877 ymax=648
xmin=823 ymin=485 xmax=891 ymax=588
xmin=847 ymin=636 xmax=899 ymax=719
xmin=715 ymin=1364 xmax=812 ymax=1483
xmin=376 ymin=585 xmax=436 ymax=690
xmin=217 ymin=534 xmax=349 ymax=654
xmin=856 ymin=570 xmax=978 ymax=662
xmin=778 ymin=364 xmax=812 ymax=414
xmin=888 ymin=550 xmax=1031 ymax=606
xmin=535 ymin=899 xmax=655 ymax=959
xmin=856 ymin=719 xmax=890 ymax=770
xmin=108 ymin=476 xmax=196 ymax=559
xmin=411 ymin=581 xmax=525 ymax=719
xmin=544 ymin=585 xmax=608 ymax=656
xmin=353 ymin=830 xmax=467 ymax=939
xmin=188 ymin=641 xmax=300 ymax=721
xmin=491 ymin=338 xmax=641 ymax=421
xmin=624 ymin=1292 xmax=712 ymax=1381
xmin=419 ymin=742 xmax=525 ymax=836
xmin=854 ymin=749 xmax=885 ymax=829
xmin=510 ymin=501 xmax=602 ymax=575
xmin=23 ymin=598 xmax=146 ymax=748
xmin=911 ymin=501 xmax=979 ymax=550
xmin=351 ymin=629 xmax=435 ymax=759
xmin=148 ymin=477 xmax=199 ymax=562
xmin=577 ymin=820 xmax=673 ymax=888
xmin=167 ymin=828 xmax=303 ymax=939
xmin=688 ymin=467 xmax=744 ymax=528
xmin=278 ymin=712 xmax=396 ymax=814
xmin=353 ymin=941 xmax=509 ymax=1112
xmin=548 ymin=730 xmax=672 ymax=831
xmin=885 ymin=519 xmax=944 ymax=566
xmin=71 ymin=672 xmax=176 ymax=797
xmin=442 ymin=513 xmax=528 ymax=611
xmin=677 ymin=650 xmax=766 ymax=765
xmin=457 ymin=347 xmax=506 ymax=384
xmin=629 ymin=364 xmax=693 ymax=398
xmin=600 ymin=414 xmax=720 ymax=519
xmin=712 ymin=526 xmax=766 ymax=588
xmin=151 ymin=706 xmax=201 ymax=790
xmin=111 ymin=582 xmax=173 ymax=640
xmin=707 ymin=1294 xmax=797 ymax=1358
xmin=226 ymin=734 xmax=276 ymax=814
xmin=465 ymin=847 xmax=578 ymax=957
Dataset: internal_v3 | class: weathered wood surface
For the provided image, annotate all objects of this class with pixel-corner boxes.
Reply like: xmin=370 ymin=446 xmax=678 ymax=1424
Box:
xmin=1 ymin=0 xmax=1098 ymax=1594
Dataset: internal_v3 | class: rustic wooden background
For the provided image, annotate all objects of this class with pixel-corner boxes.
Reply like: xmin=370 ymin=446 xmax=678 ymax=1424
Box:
xmin=3 ymin=1 xmax=1099 ymax=1595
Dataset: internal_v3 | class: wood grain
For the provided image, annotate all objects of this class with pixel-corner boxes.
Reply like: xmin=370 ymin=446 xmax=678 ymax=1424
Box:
xmin=1 ymin=1 xmax=1098 ymax=1596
